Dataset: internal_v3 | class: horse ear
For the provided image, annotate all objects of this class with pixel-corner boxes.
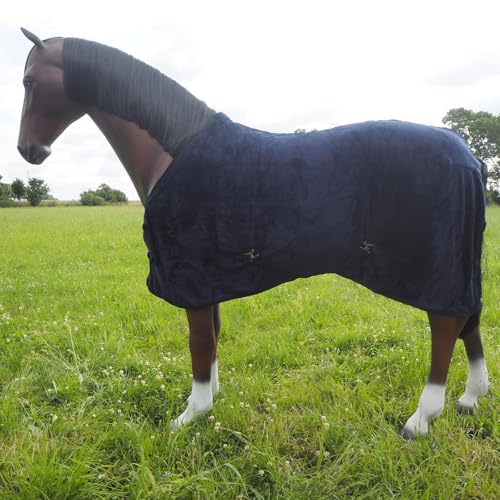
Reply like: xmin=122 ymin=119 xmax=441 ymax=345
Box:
xmin=20 ymin=27 xmax=46 ymax=49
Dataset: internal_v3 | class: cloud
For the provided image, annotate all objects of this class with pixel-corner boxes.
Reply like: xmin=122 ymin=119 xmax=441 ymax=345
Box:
xmin=473 ymin=95 xmax=500 ymax=115
xmin=0 ymin=22 xmax=35 ymax=69
xmin=428 ymin=53 xmax=500 ymax=87
xmin=47 ymin=121 xmax=137 ymax=200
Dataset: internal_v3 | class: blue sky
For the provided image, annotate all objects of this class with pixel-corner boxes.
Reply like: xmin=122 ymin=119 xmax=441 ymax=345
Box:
xmin=2 ymin=0 xmax=499 ymax=200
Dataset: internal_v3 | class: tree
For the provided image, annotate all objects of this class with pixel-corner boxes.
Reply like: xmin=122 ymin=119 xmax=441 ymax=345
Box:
xmin=95 ymin=184 xmax=128 ymax=203
xmin=80 ymin=191 xmax=105 ymax=206
xmin=443 ymin=108 xmax=500 ymax=192
xmin=0 ymin=175 xmax=11 ymax=200
xmin=79 ymin=184 xmax=128 ymax=206
xmin=95 ymin=183 xmax=114 ymax=202
xmin=11 ymin=178 xmax=26 ymax=200
xmin=110 ymin=189 xmax=127 ymax=203
xmin=294 ymin=128 xmax=318 ymax=134
xmin=26 ymin=178 xmax=50 ymax=207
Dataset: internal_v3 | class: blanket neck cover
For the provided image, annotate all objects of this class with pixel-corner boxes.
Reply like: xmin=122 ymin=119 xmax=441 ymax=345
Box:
xmin=143 ymin=113 xmax=485 ymax=315
xmin=63 ymin=38 xmax=215 ymax=156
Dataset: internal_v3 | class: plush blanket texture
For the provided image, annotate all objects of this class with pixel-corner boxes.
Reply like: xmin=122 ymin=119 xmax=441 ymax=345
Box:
xmin=143 ymin=113 xmax=485 ymax=314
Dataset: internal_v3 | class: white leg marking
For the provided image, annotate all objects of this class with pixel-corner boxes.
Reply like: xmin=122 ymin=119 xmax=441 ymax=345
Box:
xmin=402 ymin=383 xmax=446 ymax=438
xmin=185 ymin=360 xmax=220 ymax=404
xmin=171 ymin=380 xmax=213 ymax=430
xmin=457 ymin=358 xmax=489 ymax=413
xmin=210 ymin=359 xmax=220 ymax=397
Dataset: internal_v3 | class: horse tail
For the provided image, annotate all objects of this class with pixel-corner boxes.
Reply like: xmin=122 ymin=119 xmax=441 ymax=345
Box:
xmin=459 ymin=158 xmax=489 ymax=340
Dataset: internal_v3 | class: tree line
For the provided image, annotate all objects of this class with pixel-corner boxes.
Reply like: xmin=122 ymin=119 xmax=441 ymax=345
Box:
xmin=0 ymin=177 xmax=127 ymax=207
xmin=0 ymin=176 xmax=50 ymax=207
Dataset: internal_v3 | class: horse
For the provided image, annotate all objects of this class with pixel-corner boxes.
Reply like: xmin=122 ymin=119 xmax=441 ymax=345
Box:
xmin=17 ymin=28 xmax=490 ymax=438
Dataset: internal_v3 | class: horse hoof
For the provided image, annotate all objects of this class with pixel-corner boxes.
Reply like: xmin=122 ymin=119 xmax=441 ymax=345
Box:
xmin=170 ymin=402 xmax=212 ymax=430
xmin=457 ymin=401 xmax=476 ymax=415
xmin=400 ymin=426 xmax=417 ymax=440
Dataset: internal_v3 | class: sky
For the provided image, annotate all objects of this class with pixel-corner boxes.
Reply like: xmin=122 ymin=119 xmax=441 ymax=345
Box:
xmin=1 ymin=0 xmax=499 ymax=201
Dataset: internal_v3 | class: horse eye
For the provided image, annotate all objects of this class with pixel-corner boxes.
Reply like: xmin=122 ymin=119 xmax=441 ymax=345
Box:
xmin=23 ymin=78 xmax=33 ymax=89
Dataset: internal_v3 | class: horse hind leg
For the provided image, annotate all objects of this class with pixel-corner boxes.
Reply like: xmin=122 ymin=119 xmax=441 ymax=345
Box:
xmin=457 ymin=313 xmax=489 ymax=414
xmin=401 ymin=313 xmax=466 ymax=439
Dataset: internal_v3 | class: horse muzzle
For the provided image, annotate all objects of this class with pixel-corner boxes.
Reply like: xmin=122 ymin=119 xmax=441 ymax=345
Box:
xmin=17 ymin=143 xmax=51 ymax=164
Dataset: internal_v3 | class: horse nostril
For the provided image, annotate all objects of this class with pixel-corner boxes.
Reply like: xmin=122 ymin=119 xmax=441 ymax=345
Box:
xmin=17 ymin=144 xmax=28 ymax=158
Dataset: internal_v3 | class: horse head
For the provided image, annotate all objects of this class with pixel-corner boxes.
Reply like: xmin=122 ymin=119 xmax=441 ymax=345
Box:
xmin=17 ymin=28 xmax=85 ymax=164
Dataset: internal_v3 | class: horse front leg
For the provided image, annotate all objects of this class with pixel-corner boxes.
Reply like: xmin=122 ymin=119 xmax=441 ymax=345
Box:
xmin=170 ymin=305 xmax=219 ymax=429
xmin=401 ymin=313 xmax=466 ymax=439
xmin=457 ymin=314 xmax=489 ymax=413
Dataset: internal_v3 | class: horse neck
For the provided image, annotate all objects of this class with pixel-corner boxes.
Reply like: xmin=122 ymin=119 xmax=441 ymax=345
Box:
xmin=88 ymin=108 xmax=173 ymax=204
xmin=63 ymin=37 xmax=217 ymax=202
xmin=63 ymin=37 xmax=216 ymax=158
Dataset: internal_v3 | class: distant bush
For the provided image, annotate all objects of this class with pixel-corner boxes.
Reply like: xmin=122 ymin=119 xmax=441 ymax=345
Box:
xmin=0 ymin=199 xmax=16 ymax=208
xmin=40 ymin=200 xmax=58 ymax=207
xmin=80 ymin=191 xmax=106 ymax=206
xmin=486 ymin=190 xmax=500 ymax=205
xmin=95 ymin=183 xmax=128 ymax=203
xmin=0 ymin=183 xmax=11 ymax=200
xmin=59 ymin=200 xmax=81 ymax=207
xmin=0 ymin=199 xmax=83 ymax=208
xmin=492 ymin=190 xmax=500 ymax=205
xmin=80 ymin=184 xmax=128 ymax=206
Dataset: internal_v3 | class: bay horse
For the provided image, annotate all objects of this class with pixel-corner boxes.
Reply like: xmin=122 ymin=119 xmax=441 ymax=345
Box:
xmin=17 ymin=28 xmax=490 ymax=438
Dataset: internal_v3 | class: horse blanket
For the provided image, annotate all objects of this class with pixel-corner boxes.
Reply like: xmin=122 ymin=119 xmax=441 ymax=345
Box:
xmin=143 ymin=113 xmax=486 ymax=314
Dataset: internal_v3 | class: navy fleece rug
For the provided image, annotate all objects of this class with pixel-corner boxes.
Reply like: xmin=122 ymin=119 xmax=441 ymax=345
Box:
xmin=143 ymin=113 xmax=486 ymax=314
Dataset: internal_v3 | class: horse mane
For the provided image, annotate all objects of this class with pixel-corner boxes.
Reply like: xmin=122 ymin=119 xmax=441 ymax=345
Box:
xmin=62 ymin=38 xmax=215 ymax=156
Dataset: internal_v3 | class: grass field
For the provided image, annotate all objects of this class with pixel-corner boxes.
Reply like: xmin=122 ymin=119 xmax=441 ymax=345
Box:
xmin=0 ymin=205 xmax=498 ymax=499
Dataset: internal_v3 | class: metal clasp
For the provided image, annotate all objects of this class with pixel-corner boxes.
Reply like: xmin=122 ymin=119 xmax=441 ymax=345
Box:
xmin=360 ymin=241 xmax=375 ymax=254
xmin=243 ymin=248 xmax=260 ymax=263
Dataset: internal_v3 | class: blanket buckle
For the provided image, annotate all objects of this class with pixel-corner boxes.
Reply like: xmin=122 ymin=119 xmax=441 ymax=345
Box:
xmin=243 ymin=248 xmax=260 ymax=263
xmin=360 ymin=241 xmax=375 ymax=254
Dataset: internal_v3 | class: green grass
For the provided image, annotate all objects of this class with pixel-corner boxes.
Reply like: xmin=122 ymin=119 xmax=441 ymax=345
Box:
xmin=0 ymin=205 xmax=498 ymax=499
